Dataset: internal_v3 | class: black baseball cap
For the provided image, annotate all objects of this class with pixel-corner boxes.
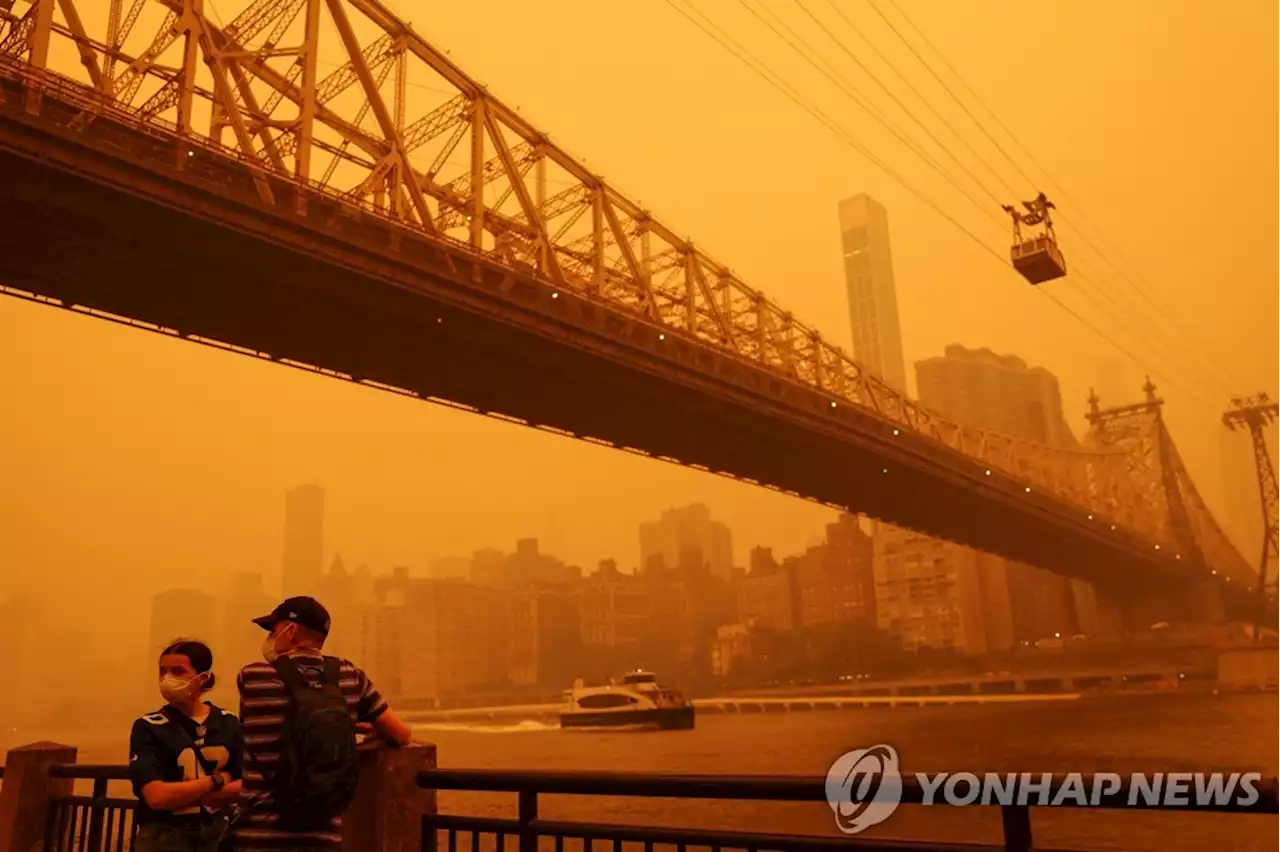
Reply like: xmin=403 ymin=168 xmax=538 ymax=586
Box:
xmin=252 ymin=596 xmax=331 ymax=637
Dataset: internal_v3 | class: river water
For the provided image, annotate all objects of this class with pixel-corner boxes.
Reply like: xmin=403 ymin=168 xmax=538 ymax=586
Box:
xmin=44 ymin=692 xmax=1278 ymax=850
xmin=417 ymin=692 xmax=1277 ymax=852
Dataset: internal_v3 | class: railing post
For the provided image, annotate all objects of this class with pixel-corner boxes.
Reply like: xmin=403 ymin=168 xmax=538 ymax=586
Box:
xmin=518 ymin=789 xmax=538 ymax=852
xmin=84 ymin=777 xmax=108 ymax=850
xmin=0 ymin=741 xmax=78 ymax=852
xmin=1000 ymin=804 xmax=1033 ymax=852
xmin=341 ymin=742 xmax=437 ymax=852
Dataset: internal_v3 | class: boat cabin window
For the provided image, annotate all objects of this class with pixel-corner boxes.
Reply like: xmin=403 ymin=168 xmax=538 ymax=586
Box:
xmin=577 ymin=693 xmax=639 ymax=709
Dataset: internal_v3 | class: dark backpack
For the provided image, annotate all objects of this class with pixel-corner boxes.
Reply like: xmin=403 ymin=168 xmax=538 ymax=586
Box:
xmin=269 ymin=656 xmax=360 ymax=829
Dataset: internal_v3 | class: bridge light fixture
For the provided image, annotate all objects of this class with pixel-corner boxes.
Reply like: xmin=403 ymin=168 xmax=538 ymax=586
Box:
xmin=1087 ymin=514 xmax=1093 ymax=520
xmin=1024 ymin=486 xmax=1031 ymax=493
xmin=1211 ymin=569 xmax=1218 ymax=575
xmin=892 ymin=429 xmax=900 ymax=436
xmin=1110 ymin=525 xmax=1116 ymax=530
xmin=1174 ymin=554 xmax=1181 ymax=560
xmin=1154 ymin=544 xmax=1161 ymax=550
xmin=551 ymin=292 xmax=559 ymax=299
xmin=187 ymin=150 xmax=194 ymax=157
xmin=830 ymin=401 xmax=837 ymax=408
xmin=984 ymin=469 xmax=991 ymax=476
xmin=658 ymin=333 xmax=666 ymax=341
xmin=881 ymin=468 xmax=888 ymax=474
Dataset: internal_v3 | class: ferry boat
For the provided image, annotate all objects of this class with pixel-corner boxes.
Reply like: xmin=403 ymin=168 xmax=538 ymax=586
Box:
xmin=559 ymin=670 xmax=696 ymax=730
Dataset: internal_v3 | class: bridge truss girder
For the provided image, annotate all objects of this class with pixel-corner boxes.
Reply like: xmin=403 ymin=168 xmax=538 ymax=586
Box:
xmin=0 ymin=0 xmax=1258 ymax=597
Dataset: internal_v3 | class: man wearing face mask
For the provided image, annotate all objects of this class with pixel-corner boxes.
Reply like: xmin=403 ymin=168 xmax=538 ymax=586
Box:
xmin=129 ymin=639 xmax=245 ymax=852
xmin=229 ymin=596 xmax=414 ymax=851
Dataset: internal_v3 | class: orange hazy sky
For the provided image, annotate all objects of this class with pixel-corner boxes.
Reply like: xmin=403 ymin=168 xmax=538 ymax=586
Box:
xmin=0 ymin=0 xmax=1276 ymax=652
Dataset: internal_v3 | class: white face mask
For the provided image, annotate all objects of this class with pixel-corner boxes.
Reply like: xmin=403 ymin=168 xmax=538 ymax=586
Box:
xmin=262 ymin=633 xmax=280 ymax=664
xmin=159 ymin=674 xmax=201 ymax=705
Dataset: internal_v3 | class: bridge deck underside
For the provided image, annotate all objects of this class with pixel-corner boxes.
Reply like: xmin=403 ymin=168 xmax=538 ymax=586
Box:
xmin=0 ymin=84 xmax=1252 ymax=616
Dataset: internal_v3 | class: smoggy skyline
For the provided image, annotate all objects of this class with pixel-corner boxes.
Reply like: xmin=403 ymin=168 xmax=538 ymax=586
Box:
xmin=1 ymin=0 xmax=1275 ymax=650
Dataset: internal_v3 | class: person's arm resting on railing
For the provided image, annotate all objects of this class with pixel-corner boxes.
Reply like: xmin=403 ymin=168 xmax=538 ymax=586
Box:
xmin=355 ymin=668 xmax=414 ymax=746
xmin=129 ymin=719 xmax=229 ymax=812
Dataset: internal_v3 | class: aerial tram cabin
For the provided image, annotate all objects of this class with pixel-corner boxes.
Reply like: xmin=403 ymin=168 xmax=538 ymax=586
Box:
xmin=1002 ymin=192 xmax=1067 ymax=284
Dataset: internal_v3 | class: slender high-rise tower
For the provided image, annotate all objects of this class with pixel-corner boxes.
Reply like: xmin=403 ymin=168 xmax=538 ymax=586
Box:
xmin=282 ymin=484 xmax=325 ymax=597
xmin=838 ymin=194 xmax=907 ymax=394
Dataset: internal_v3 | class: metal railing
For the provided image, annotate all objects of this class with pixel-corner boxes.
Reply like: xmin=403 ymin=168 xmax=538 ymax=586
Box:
xmin=417 ymin=768 xmax=1280 ymax=852
xmin=44 ymin=765 xmax=136 ymax=852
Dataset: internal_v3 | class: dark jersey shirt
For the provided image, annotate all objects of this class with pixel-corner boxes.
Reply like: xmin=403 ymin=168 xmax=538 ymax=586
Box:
xmin=128 ymin=702 xmax=244 ymax=826
xmin=232 ymin=651 xmax=387 ymax=850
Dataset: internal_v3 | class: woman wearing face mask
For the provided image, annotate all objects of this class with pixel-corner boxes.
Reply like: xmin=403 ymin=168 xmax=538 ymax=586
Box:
xmin=128 ymin=639 xmax=245 ymax=852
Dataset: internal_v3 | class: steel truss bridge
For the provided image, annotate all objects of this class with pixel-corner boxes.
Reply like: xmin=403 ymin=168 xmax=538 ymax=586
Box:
xmin=0 ymin=0 xmax=1259 ymax=620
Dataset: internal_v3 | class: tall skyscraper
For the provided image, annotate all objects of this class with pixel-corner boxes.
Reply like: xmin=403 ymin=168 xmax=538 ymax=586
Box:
xmin=838 ymin=194 xmax=907 ymax=393
xmin=639 ymin=504 xmax=733 ymax=581
xmin=282 ymin=484 xmax=325 ymax=597
xmin=1220 ymin=421 xmax=1277 ymax=562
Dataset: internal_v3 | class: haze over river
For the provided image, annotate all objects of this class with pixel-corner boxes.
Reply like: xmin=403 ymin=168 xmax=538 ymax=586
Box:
xmin=53 ymin=693 xmax=1278 ymax=850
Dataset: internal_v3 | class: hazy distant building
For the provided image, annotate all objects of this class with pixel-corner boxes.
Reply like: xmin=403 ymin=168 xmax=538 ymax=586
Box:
xmin=425 ymin=555 xmax=471 ymax=580
xmin=735 ymin=568 xmax=796 ymax=632
xmin=373 ymin=565 xmax=412 ymax=606
xmin=401 ymin=578 xmax=510 ymax=700
xmin=711 ymin=623 xmax=752 ymax=678
xmin=282 ymin=485 xmax=325 ymax=597
xmin=748 ymin=546 xmax=780 ymax=576
xmin=579 ymin=560 xmax=651 ymax=649
xmin=873 ymin=529 xmax=1006 ymax=655
xmin=915 ymin=345 xmax=1076 ymax=447
xmin=0 ymin=595 xmax=46 ymax=713
xmin=1220 ymin=421 xmax=1277 ymax=561
xmin=470 ymin=539 xmax=579 ymax=587
xmin=910 ymin=345 xmax=1080 ymax=645
xmin=150 ymin=588 xmax=218 ymax=659
xmin=508 ymin=587 xmax=581 ymax=688
xmin=799 ymin=514 xmax=877 ymax=627
xmin=221 ymin=572 xmax=274 ymax=673
xmin=360 ymin=603 xmax=404 ymax=697
xmin=318 ymin=555 xmax=374 ymax=663
xmin=639 ymin=504 xmax=733 ymax=582
xmin=838 ymin=194 xmax=907 ymax=393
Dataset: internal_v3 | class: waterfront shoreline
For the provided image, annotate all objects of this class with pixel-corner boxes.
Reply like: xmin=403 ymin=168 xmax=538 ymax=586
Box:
xmin=400 ymin=690 xmax=1088 ymax=726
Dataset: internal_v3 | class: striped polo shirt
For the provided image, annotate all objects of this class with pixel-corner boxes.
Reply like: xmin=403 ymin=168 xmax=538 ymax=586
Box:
xmin=231 ymin=650 xmax=388 ymax=849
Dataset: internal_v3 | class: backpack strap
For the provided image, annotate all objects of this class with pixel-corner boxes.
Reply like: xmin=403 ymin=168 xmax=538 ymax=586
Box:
xmin=270 ymin=655 xmax=311 ymax=708
xmin=322 ymin=656 xmax=342 ymax=690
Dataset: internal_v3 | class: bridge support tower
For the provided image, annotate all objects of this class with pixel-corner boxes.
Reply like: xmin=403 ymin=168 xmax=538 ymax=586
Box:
xmin=1223 ymin=394 xmax=1279 ymax=639
xmin=1085 ymin=380 xmax=1229 ymax=631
